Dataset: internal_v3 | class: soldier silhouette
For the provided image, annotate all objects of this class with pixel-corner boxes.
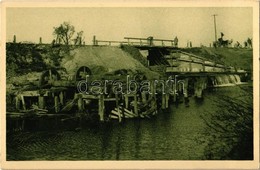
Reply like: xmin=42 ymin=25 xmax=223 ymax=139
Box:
xmin=173 ymin=36 xmax=178 ymax=47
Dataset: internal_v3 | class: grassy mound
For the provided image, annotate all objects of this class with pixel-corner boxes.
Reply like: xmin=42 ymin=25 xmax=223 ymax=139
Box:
xmin=61 ymin=46 xmax=160 ymax=79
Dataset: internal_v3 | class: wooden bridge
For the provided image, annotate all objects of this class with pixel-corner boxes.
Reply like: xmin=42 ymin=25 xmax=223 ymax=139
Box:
xmin=93 ymin=36 xmax=177 ymax=48
xmin=150 ymin=50 xmax=237 ymax=74
xmin=92 ymin=36 xmax=246 ymax=75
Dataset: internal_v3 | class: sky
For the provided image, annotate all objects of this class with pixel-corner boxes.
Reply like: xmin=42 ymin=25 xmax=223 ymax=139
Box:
xmin=6 ymin=7 xmax=253 ymax=47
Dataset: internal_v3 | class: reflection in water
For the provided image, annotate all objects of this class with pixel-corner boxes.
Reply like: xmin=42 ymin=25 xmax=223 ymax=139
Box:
xmin=134 ymin=120 xmax=141 ymax=159
xmin=7 ymin=86 xmax=250 ymax=160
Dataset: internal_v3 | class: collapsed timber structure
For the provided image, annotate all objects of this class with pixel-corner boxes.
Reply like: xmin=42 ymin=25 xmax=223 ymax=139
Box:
xmin=6 ymin=37 xmax=250 ymax=131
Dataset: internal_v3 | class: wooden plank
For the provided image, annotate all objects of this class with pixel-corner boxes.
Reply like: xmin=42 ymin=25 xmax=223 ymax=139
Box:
xmin=124 ymin=37 xmax=174 ymax=42
xmin=20 ymin=90 xmax=39 ymax=96
xmin=52 ymin=80 xmax=75 ymax=87
xmin=115 ymin=108 xmax=135 ymax=118
xmin=110 ymin=115 xmax=119 ymax=119
xmin=118 ymin=106 xmax=138 ymax=117
xmin=20 ymin=90 xmax=50 ymax=97
xmin=104 ymin=98 xmax=116 ymax=101
xmin=6 ymin=112 xmax=26 ymax=115
xmin=82 ymin=94 xmax=99 ymax=100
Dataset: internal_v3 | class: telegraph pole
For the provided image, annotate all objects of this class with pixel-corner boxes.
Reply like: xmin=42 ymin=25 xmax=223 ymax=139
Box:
xmin=212 ymin=14 xmax=217 ymax=42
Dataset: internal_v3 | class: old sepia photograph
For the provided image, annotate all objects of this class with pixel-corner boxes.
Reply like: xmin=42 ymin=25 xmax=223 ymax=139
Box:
xmin=1 ymin=1 xmax=259 ymax=169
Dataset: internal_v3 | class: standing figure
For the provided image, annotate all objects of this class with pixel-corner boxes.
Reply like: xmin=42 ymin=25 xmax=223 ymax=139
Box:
xmin=234 ymin=41 xmax=241 ymax=48
xmin=147 ymin=36 xmax=154 ymax=46
xmin=173 ymin=36 xmax=178 ymax=47
xmin=244 ymin=41 xmax=248 ymax=48
xmin=247 ymin=38 xmax=252 ymax=48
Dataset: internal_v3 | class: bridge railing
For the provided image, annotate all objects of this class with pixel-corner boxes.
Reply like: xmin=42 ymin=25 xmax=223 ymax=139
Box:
xmin=92 ymin=36 xmax=177 ymax=47
xmin=93 ymin=40 xmax=128 ymax=46
xmin=124 ymin=37 xmax=176 ymax=47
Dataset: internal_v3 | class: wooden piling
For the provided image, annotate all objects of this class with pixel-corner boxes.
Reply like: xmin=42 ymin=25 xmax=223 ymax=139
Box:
xmin=54 ymin=95 xmax=59 ymax=113
xmin=141 ymin=91 xmax=147 ymax=103
xmin=13 ymin=35 xmax=16 ymax=43
xmin=149 ymin=80 xmax=155 ymax=100
xmin=59 ymin=91 xmax=64 ymax=106
xmin=166 ymin=93 xmax=169 ymax=108
xmin=173 ymin=83 xmax=177 ymax=102
xmin=93 ymin=35 xmax=96 ymax=45
xmin=98 ymin=94 xmax=105 ymax=121
xmin=115 ymin=93 xmax=121 ymax=122
xmin=202 ymin=61 xmax=206 ymax=72
xmin=38 ymin=96 xmax=45 ymax=109
xmin=173 ymin=92 xmax=177 ymax=102
xmin=77 ymin=94 xmax=83 ymax=111
xmin=49 ymin=69 xmax=52 ymax=81
xmin=194 ymin=77 xmax=206 ymax=98
xmin=183 ymin=78 xmax=189 ymax=98
xmin=20 ymin=95 xmax=26 ymax=110
xmin=133 ymin=94 xmax=138 ymax=116
xmin=161 ymin=93 xmax=166 ymax=109
xmin=39 ymin=37 xmax=42 ymax=44
xmin=189 ymin=56 xmax=192 ymax=71
xmin=183 ymin=78 xmax=189 ymax=107
xmin=15 ymin=96 xmax=20 ymax=110
xmin=125 ymin=95 xmax=129 ymax=109
xmin=21 ymin=119 xmax=25 ymax=131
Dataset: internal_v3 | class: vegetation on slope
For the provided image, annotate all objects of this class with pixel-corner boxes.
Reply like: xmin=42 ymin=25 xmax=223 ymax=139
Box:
xmin=181 ymin=47 xmax=253 ymax=72
xmin=201 ymin=86 xmax=253 ymax=160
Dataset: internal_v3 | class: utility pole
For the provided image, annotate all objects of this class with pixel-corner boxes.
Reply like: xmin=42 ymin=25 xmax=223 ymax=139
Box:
xmin=212 ymin=14 xmax=218 ymax=42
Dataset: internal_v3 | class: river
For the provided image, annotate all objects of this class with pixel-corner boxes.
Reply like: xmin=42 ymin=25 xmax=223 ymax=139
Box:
xmin=6 ymin=85 xmax=252 ymax=160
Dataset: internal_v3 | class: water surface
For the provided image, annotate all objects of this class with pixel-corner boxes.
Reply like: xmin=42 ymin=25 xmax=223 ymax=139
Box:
xmin=7 ymin=86 xmax=251 ymax=160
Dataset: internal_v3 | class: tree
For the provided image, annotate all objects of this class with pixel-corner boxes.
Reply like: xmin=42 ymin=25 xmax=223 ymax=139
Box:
xmin=74 ymin=31 xmax=84 ymax=45
xmin=53 ymin=22 xmax=75 ymax=45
